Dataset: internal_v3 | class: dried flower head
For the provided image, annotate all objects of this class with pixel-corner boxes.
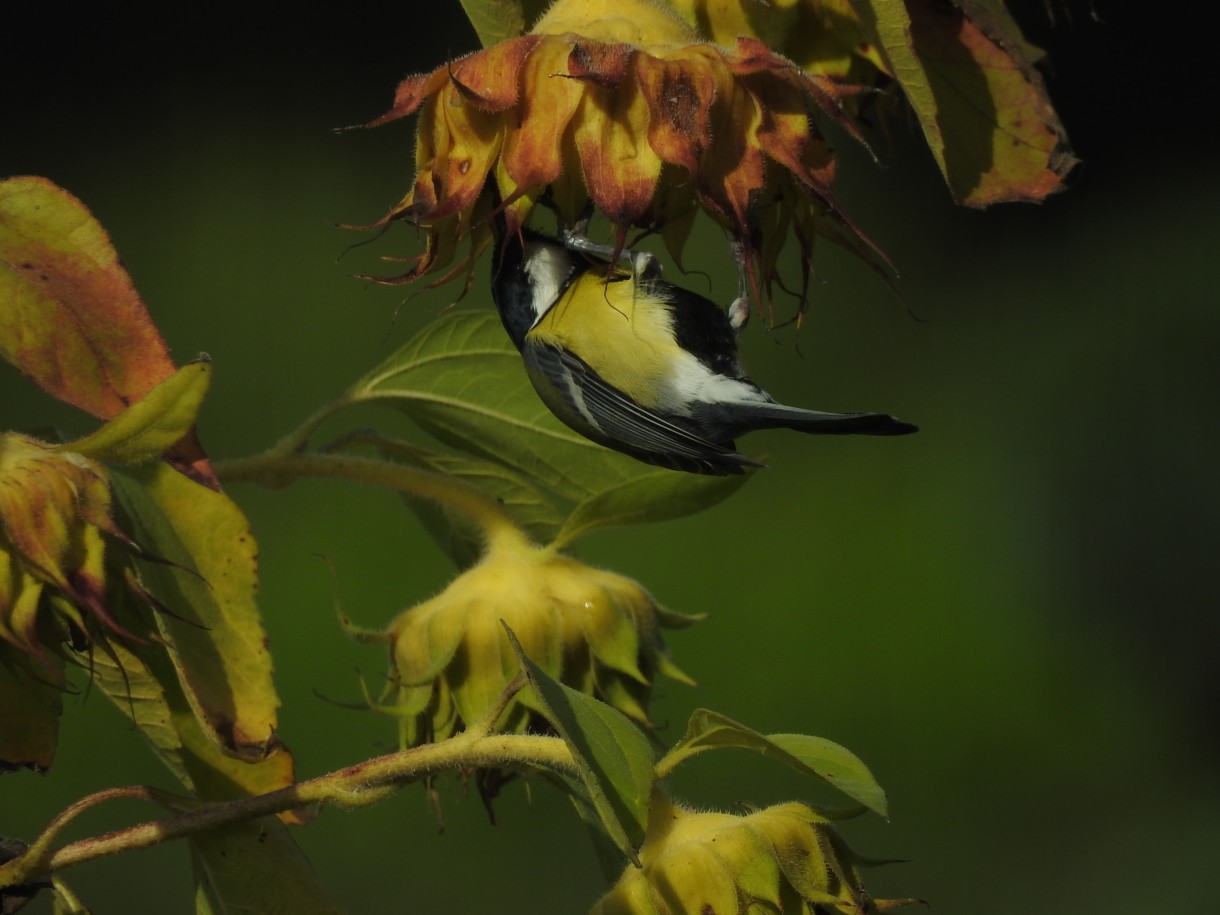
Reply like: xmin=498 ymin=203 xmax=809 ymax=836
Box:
xmin=0 ymin=433 xmax=133 ymax=665
xmin=364 ymin=0 xmax=881 ymax=320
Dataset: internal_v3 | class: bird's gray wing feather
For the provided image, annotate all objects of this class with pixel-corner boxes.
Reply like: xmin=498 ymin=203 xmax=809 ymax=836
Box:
xmin=525 ymin=343 xmax=758 ymax=473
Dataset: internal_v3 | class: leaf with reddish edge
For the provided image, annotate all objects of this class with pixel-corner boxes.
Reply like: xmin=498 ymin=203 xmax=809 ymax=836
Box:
xmin=0 ymin=176 xmax=215 ymax=486
xmin=907 ymin=0 xmax=1074 ymax=204
xmin=0 ymin=177 xmax=174 ymax=418
xmin=849 ymin=0 xmax=1073 ymax=206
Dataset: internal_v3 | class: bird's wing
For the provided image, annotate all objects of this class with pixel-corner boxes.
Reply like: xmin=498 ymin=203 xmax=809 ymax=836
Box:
xmin=525 ymin=343 xmax=759 ymax=474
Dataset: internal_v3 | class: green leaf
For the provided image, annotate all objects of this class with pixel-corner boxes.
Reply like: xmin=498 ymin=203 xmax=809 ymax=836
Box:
xmin=351 ymin=311 xmax=622 ymax=501
xmin=191 ymin=818 xmax=345 ymax=915
xmin=0 ymin=176 xmax=179 ymax=421
xmin=656 ymin=709 xmax=887 ymax=817
xmin=553 ymin=468 xmax=749 ymax=549
xmin=849 ymin=0 xmax=1073 ymax=206
xmin=458 ymin=0 xmax=526 ymax=47
xmin=109 ymin=463 xmax=280 ymax=760
xmin=348 ymin=311 xmax=750 ymax=546
xmin=0 ymin=644 xmax=61 ymax=772
xmin=503 ymin=625 xmax=654 ymax=864
xmin=59 ymin=360 xmax=211 ymax=466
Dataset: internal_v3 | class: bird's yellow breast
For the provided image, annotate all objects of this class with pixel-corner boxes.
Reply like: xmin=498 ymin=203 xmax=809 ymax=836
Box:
xmin=528 ymin=269 xmax=684 ymax=408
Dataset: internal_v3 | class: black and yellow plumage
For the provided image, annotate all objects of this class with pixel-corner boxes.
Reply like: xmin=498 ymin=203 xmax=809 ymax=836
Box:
xmin=492 ymin=230 xmax=916 ymax=475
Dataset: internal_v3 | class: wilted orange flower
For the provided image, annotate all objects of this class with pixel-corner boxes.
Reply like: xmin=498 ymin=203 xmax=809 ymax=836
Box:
xmin=363 ymin=0 xmax=884 ymax=319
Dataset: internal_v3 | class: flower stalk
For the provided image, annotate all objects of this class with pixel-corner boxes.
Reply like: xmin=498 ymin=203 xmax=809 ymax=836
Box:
xmin=0 ymin=694 xmax=572 ymax=891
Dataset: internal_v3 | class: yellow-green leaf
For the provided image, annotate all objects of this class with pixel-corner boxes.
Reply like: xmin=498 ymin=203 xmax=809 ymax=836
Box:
xmin=505 ymin=624 xmax=654 ymax=864
xmin=57 ymin=360 xmax=211 ymax=466
xmin=109 ymin=464 xmax=280 ymax=761
xmin=458 ymin=0 xmax=526 ymax=47
xmin=0 ymin=177 xmax=178 ymax=420
xmin=349 ymin=311 xmax=750 ymax=548
xmin=553 ymin=468 xmax=749 ymax=549
xmin=657 ymin=708 xmax=887 ymax=817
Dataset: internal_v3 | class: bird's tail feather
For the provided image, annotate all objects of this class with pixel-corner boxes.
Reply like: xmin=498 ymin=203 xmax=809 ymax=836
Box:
xmin=724 ymin=402 xmax=918 ymax=436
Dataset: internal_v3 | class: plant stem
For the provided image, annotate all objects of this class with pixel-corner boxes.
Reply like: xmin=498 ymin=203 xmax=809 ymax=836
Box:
xmin=0 ymin=731 xmax=572 ymax=888
xmin=215 ymin=449 xmax=532 ymax=554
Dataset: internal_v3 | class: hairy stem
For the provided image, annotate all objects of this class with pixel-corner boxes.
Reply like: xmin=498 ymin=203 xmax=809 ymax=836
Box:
xmin=0 ymin=731 xmax=572 ymax=888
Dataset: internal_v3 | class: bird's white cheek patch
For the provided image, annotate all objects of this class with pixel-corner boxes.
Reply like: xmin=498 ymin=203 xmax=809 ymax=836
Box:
xmin=523 ymin=243 xmax=574 ymax=324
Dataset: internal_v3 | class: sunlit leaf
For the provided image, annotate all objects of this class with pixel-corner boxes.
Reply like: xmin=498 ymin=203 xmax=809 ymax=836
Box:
xmin=0 ymin=644 xmax=61 ymax=772
xmin=0 ymin=177 xmax=177 ymax=420
xmin=109 ymin=464 xmax=280 ymax=761
xmin=191 ymin=818 xmax=345 ymax=915
xmin=850 ymin=0 xmax=1072 ymax=205
xmin=351 ymin=311 xmax=621 ymax=501
xmin=505 ymin=625 xmax=654 ymax=864
xmin=348 ymin=311 xmax=749 ymax=546
xmin=657 ymin=708 xmax=887 ymax=817
xmin=59 ymin=361 xmax=211 ymax=466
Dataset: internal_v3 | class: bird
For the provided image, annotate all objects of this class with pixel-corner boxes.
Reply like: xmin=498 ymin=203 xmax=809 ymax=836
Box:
xmin=490 ymin=228 xmax=917 ymax=475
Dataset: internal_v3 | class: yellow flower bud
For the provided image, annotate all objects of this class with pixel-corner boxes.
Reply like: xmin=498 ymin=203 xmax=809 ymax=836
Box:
xmin=592 ymin=794 xmax=920 ymax=914
xmin=385 ymin=542 xmax=697 ymax=746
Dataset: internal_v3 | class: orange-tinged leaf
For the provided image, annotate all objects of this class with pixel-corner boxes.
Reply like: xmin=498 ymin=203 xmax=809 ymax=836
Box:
xmin=850 ymin=0 xmax=1072 ymax=206
xmin=426 ymin=90 xmax=504 ymax=222
xmin=906 ymin=0 xmax=1073 ymax=205
xmin=0 ymin=177 xmax=176 ymax=420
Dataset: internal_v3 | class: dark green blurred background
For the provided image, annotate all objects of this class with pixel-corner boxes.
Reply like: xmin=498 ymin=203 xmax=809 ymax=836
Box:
xmin=3 ymin=3 xmax=1216 ymax=912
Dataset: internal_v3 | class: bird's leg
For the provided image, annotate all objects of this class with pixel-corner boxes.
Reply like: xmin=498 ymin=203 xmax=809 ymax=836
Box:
xmin=726 ymin=238 xmax=751 ymax=334
xmin=558 ymin=204 xmax=662 ymax=282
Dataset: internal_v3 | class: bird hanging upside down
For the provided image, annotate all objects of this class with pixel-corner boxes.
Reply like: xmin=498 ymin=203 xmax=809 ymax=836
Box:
xmin=491 ymin=229 xmax=917 ymax=475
